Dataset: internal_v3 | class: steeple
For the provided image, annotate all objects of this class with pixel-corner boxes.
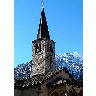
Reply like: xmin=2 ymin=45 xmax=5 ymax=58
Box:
xmin=31 ymin=2 xmax=56 ymax=76
xmin=37 ymin=2 xmax=50 ymax=39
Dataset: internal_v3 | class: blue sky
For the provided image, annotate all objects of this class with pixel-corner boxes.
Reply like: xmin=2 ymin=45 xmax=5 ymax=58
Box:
xmin=14 ymin=0 xmax=83 ymax=68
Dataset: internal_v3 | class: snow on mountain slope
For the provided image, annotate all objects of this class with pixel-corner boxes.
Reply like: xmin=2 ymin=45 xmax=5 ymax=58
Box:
xmin=55 ymin=52 xmax=83 ymax=79
xmin=14 ymin=52 xmax=83 ymax=80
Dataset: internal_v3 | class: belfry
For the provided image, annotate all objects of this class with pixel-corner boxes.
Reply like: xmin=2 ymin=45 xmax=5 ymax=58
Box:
xmin=31 ymin=3 xmax=56 ymax=76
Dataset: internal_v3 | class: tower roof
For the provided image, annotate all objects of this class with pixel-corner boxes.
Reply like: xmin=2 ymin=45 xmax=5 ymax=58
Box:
xmin=37 ymin=6 xmax=50 ymax=39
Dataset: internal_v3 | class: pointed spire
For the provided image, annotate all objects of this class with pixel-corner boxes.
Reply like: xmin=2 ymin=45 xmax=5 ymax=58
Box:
xmin=37 ymin=1 xmax=50 ymax=39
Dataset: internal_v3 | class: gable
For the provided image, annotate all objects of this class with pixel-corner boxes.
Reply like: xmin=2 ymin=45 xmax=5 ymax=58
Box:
xmin=47 ymin=68 xmax=74 ymax=82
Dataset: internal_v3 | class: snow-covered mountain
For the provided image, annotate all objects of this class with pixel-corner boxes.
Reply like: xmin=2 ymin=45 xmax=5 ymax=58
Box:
xmin=14 ymin=61 xmax=32 ymax=80
xmin=14 ymin=52 xmax=83 ymax=80
xmin=56 ymin=52 xmax=83 ymax=79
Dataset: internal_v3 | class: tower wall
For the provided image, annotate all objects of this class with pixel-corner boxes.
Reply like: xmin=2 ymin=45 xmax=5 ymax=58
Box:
xmin=32 ymin=38 xmax=56 ymax=76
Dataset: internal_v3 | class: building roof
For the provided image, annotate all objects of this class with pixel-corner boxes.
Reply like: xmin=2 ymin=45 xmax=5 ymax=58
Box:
xmin=14 ymin=67 xmax=75 ymax=89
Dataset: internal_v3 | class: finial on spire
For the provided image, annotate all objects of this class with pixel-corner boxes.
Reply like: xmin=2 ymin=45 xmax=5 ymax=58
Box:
xmin=41 ymin=1 xmax=44 ymax=8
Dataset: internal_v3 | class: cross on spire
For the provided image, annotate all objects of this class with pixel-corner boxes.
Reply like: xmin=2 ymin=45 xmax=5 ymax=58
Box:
xmin=41 ymin=1 xmax=44 ymax=8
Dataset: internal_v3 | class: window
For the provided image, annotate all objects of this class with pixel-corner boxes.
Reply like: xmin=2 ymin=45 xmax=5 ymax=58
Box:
xmin=50 ymin=45 xmax=53 ymax=53
xmin=35 ymin=43 xmax=41 ymax=53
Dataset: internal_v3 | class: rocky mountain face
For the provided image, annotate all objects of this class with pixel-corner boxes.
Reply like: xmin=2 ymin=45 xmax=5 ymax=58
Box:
xmin=14 ymin=52 xmax=83 ymax=80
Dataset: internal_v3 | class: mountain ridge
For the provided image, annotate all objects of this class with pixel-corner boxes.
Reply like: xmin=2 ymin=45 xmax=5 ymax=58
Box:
xmin=14 ymin=52 xmax=83 ymax=80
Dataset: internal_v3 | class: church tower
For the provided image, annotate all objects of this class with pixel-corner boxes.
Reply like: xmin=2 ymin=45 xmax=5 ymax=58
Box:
xmin=32 ymin=3 xmax=56 ymax=76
